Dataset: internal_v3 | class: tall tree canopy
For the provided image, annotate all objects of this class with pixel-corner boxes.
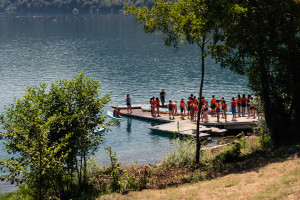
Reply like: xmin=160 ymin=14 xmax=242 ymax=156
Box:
xmin=126 ymin=0 xmax=245 ymax=163
xmin=211 ymin=0 xmax=300 ymax=146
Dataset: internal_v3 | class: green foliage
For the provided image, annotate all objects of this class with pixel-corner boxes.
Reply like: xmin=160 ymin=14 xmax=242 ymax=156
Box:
xmin=216 ymin=143 xmax=242 ymax=163
xmin=0 ymin=73 xmax=111 ymax=199
xmin=211 ymin=0 xmax=300 ymax=146
xmin=254 ymin=120 xmax=273 ymax=149
xmin=240 ymin=131 xmax=246 ymax=149
xmin=162 ymin=137 xmax=196 ymax=168
xmin=105 ymin=147 xmax=122 ymax=192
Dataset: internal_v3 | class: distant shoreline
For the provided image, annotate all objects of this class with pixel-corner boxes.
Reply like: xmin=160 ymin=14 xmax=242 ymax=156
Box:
xmin=0 ymin=0 xmax=154 ymax=14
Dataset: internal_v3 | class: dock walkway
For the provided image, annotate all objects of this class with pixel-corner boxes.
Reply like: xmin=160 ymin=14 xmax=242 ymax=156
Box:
xmin=117 ymin=106 xmax=258 ymax=138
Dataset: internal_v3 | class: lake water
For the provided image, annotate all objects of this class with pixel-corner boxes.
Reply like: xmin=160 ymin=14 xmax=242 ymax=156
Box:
xmin=0 ymin=13 xmax=250 ymax=193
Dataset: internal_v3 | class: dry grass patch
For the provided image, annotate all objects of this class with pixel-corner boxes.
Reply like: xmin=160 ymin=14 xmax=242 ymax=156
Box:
xmin=99 ymin=156 xmax=300 ymax=200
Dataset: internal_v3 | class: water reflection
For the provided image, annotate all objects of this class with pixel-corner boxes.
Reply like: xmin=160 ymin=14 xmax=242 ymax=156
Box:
xmin=126 ymin=117 xmax=132 ymax=135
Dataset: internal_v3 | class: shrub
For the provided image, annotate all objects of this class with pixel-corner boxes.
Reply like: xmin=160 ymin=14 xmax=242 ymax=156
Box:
xmin=162 ymin=137 xmax=196 ymax=168
xmin=254 ymin=120 xmax=273 ymax=149
xmin=0 ymin=73 xmax=111 ymax=199
xmin=216 ymin=143 xmax=242 ymax=163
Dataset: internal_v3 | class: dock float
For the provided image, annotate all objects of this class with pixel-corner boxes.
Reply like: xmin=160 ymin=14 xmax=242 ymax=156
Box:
xmin=115 ymin=106 xmax=258 ymax=137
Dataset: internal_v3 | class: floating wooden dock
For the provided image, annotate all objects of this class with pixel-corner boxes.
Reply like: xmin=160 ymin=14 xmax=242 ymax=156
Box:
xmin=116 ymin=105 xmax=258 ymax=138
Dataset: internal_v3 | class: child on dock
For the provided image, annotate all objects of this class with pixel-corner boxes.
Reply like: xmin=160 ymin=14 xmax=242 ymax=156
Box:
xmin=210 ymin=95 xmax=217 ymax=117
xmin=180 ymin=98 xmax=186 ymax=119
xmin=222 ymin=99 xmax=228 ymax=122
xmin=193 ymin=97 xmax=197 ymax=120
xmin=220 ymin=96 xmax=225 ymax=118
xmin=187 ymin=97 xmax=192 ymax=119
xmin=151 ymin=97 xmax=156 ymax=117
xmin=241 ymin=94 xmax=246 ymax=117
xmin=126 ymin=94 xmax=132 ymax=114
xmin=190 ymin=100 xmax=195 ymax=122
xmin=156 ymin=97 xmax=161 ymax=117
xmin=216 ymin=100 xmax=221 ymax=122
xmin=173 ymin=101 xmax=178 ymax=115
xmin=237 ymin=94 xmax=241 ymax=117
xmin=168 ymin=100 xmax=174 ymax=120
xmin=204 ymin=101 xmax=209 ymax=123
xmin=231 ymin=97 xmax=237 ymax=121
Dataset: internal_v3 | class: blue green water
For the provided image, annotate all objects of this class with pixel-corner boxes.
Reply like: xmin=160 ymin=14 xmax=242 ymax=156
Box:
xmin=0 ymin=13 xmax=250 ymax=193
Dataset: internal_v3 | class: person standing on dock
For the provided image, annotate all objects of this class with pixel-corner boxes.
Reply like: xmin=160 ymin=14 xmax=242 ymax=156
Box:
xmin=126 ymin=94 xmax=132 ymax=114
xmin=151 ymin=97 xmax=156 ymax=117
xmin=160 ymin=88 xmax=166 ymax=107
xmin=222 ymin=99 xmax=228 ymax=122
xmin=204 ymin=101 xmax=209 ymax=123
xmin=168 ymin=100 xmax=174 ymax=120
xmin=180 ymin=98 xmax=186 ymax=119
xmin=231 ymin=97 xmax=237 ymax=121
xmin=216 ymin=100 xmax=221 ymax=122
xmin=237 ymin=94 xmax=241 ymax=117
xmin=187 ymin=97 xmax=192 ymax=119
xmin=241 ymin=94 xmax=246 ymax=117
xmin=155 ymin=97 xmax=161 ymax=117
xmin=210 ymin=95 xmax=217 ymax=117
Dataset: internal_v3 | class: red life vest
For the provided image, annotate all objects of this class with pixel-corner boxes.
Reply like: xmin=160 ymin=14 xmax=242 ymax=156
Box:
xmin=211 ymin=98 xmax=216 ymax=104
xmin=232 ymin=101 xmax=236 ymax=107
xmin=180 ymin=101 xmax=185 ymax=108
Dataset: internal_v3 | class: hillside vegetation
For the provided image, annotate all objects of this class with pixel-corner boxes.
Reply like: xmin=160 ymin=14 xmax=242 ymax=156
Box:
xmin=100 ymin=155 xmax=300 ymax=200
xmin=0 ymin=0 xmax=154 ymax=13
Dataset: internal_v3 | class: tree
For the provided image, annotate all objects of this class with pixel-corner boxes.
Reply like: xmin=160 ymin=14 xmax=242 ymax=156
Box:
xmin=125 ymin=0 xmax=243 ymax=163
xmin=0 ymin=73 xmax=111 ymax=199
xmin=211 ymin=0 xmax=300 ymax=146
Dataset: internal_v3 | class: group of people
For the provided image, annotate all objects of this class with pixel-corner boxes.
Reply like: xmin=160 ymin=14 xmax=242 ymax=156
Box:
xmin=126 ymin=89 xmax=261 ymax=123
xmin=149 ymin=89 xmax=262 ymax=122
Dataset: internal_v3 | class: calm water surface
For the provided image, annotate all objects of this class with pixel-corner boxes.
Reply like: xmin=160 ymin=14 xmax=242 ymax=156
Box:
xmin=0 ymin=13 xmax=250 ymax=193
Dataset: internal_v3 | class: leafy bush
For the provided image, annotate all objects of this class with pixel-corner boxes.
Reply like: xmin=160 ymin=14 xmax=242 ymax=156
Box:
xmin=162 ymin=137 xmax=196 ymax=168
xmin=0 ymin=73 xmax=111 ymax=199
xmin=254 ymin=120 xmax=273 ymax=149
xmin=216 ymin=143 xmax=242 ymax=163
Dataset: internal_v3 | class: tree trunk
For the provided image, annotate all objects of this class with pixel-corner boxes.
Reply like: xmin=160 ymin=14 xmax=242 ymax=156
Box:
xmin=196 ymin=37 xmax=205 ymax=164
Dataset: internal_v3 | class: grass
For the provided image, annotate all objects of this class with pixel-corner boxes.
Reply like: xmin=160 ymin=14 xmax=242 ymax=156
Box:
xmin=98 ymin=155 xmax=300 ymax=200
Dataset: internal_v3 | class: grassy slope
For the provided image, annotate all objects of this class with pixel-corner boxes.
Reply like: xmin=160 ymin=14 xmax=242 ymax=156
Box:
xmin=100 ymin=156 xmax=300 ymax=200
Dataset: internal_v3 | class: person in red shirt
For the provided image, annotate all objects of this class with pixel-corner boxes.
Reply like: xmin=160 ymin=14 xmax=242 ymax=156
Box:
xmin=168 ymin=100 xmax=174 ymax=120
xmin=204 ymin=101 xmax=209 ymax=123
xmin=231 ymin=97 xmax=237 ymax=121
xmin=187 ymin=97 xmax=192 ymax=119
xmin=210 ymin=95 xmax=217 ymax=117
xmin=237 ymin=94 xmax=241 ymax=117
xmin=241 ymin=94 xmax=246 ymax=117
xmin=216 ymin=100 xmax=221 ymax=122
xmin=222 ymin=99 xmax=228 ymax=122
xmin=173 ymin=101 xmax=178 ymax=115
xmin=180 ymin=98 xmax=186 ymax=119
xmin=155 ymin=97 xmax=161 ymax=117
xmin=151 ymin=97 xmax=156 ymax=117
